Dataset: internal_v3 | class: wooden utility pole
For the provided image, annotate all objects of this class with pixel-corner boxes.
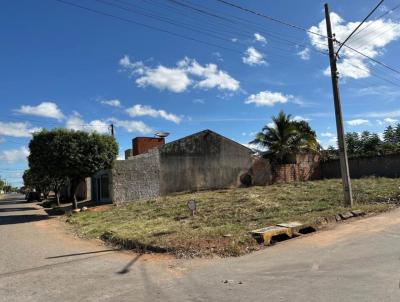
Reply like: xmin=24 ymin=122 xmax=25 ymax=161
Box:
xmin=324 ymin=3 xmax=353 ymax=207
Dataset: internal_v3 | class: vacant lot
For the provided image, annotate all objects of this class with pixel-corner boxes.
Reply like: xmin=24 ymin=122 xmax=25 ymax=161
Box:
xmin=68 ymin=177 xmax=400 ymax=257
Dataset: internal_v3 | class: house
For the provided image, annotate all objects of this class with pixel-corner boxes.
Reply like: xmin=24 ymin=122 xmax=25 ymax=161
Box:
xmin=92 ymin=129 xmax=272 ymax=203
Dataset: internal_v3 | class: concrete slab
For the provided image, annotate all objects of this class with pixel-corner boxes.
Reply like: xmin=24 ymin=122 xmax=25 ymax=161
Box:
xmin=250 ymin=226 xmax=291 ymax=245
xmin=351 ymin=210 xmax=365 ymax=217
xmin=340 ymin=212 xmax=354 ymax=220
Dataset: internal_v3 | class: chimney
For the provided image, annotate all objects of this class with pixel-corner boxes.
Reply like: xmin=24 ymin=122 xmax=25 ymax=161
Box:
xmin=132 ymin=137 xmax=165 ymax=156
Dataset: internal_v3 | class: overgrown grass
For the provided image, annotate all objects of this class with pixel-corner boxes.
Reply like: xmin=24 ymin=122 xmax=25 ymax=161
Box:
xmin=68 ymin=177 xmax=400 ymax=257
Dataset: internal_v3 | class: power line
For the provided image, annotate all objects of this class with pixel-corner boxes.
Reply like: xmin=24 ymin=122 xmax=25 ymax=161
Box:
xmin=340 ymin=42 xmax=400 ymax=75
xmin=164 ymin=0 xmax=329 ymax=55
xmin=335 ymin=0 xmax=384 ymax=56
xmin=214 ymin=0 xmax=400 ymax=77
xmin=214 ymin=0 xmax=330 ymax=39
xmin=350 ymin=2 xmax=400 ymax=41
xmin=54 ymin=0 xmax=244 ymax=54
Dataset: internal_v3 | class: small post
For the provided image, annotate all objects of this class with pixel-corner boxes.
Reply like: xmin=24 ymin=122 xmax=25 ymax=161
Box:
xmin=110 ymin=124 xmax=115 ymax=137
xmin=325 ymin=3 xmax=353 ymax=207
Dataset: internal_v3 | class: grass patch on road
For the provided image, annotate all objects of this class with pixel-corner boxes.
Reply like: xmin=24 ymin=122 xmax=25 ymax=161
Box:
xmin=68 ymin=177 xmax=400 ymax=257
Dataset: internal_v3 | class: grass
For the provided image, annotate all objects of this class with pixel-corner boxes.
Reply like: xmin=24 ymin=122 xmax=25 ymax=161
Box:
xmin=67 ymin=177 xmax=400 ymax=257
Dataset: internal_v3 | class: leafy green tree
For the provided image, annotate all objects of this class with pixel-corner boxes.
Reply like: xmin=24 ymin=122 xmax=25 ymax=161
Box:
xmin=23 ymin=169 xmax=51 ymax=199
xmin=251 ymin=111 xmax=319 ymax=162
xmin=383 ymin=125 xmax=396 ymax=144
xmin=345 ymin=132 xmax=361 ymax=155
xmin=360 ymin=132 xmax=381 ymax=155
xmin=28 ymin=129 xmax=118 ymax=209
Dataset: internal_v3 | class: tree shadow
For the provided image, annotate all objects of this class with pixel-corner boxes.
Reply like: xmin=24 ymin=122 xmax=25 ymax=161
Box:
xmin=0 ymin=214 xmax=49 ymax=225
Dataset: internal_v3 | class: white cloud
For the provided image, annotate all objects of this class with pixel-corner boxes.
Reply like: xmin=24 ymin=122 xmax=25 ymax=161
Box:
xmin=346 ymin=118 xmax=369 ymax=126
xmin=101 ymin=99 xmax=121 ymax=107
xmin=119 ymin=55 xmax=239 ymax=92
xmin=245 ymin=90 xmax=293 ymax=107
xmin=293 ymin=115 xmax=310 ymax=122
xmin=15 ymin=102 xmax=64 ymax=120
xmin=126 ymin=104 xmax=181 ymax=124
xmin=242 ymin=47 xmax=266 ymax=66
xmin=231 ymin=38 xmax=238 ymax=42
xmin=65 ymin=112 xmax=110 ymax=134
xmin=320 ymin=132 xmax=334 ymax=137
xmin=297 ymin=48 xmax=310 ymax=60
xmin=362 ymin=110 xmax=400 ymax=119
xmin=178 ymin=57 xmax=239 ymax=91
xmin=309 ymin=12 xmax=400 ymax=79
xmin=384 ymin=117 xmax=398 ymax=124
xmin=0 ymin=147 xmax=29 ymax=163
xmin=136 ymin=65 xmax=191 ymax=93
xmin=108 ymin=118 xmax=153 ymax=134
xmin=254 ymin=33 xmax=267 ymax=44
xmin=0 ymin=122 xmax=40 ymax=137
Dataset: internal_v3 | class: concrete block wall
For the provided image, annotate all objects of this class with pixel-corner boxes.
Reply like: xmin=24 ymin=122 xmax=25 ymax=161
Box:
xmin=110 ymin=149 xmax=161 ymax=203
xmin=158 ymin=130 xmax=253 ymax=194
xmin=321 ymin=154 xmax=400 ymax=179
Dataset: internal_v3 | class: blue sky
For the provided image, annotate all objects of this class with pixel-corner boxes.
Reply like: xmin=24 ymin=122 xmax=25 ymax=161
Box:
xmin=1 ymin=0 xmax=400 ymax=186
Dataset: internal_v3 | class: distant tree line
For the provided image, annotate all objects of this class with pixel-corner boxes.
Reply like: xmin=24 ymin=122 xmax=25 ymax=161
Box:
xmin=323 ymin=124 xmax=400 ymax=160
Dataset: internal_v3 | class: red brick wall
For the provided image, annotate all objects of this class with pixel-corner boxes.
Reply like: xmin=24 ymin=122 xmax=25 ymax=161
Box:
xmin=132 ymin=137 xmax=165 ymax=156
xmin=273 ymin=154 xmax=321 ymax=183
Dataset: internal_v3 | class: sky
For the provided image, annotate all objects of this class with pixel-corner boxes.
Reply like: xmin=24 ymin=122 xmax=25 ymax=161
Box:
xmin=1 ymin=0 xmax=400 ymax=186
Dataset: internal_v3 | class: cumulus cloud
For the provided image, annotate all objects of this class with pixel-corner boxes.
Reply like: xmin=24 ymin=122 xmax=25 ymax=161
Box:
xmin=384 ymin=117 xmax=398 ymax=124
xmin=245 ymin=90 xmax=293 ymax=107
xmin=297 ymin=48 xmax=310 ymax=60
xmin=15 ymin=102 xmax=64 ymax=120
xmin=346 ymin=118 xmax=369 ymax=126
xmin=242 ymin=47 xmax=266 ymax=66
xmin=254 ymin=33 xmax=267 ymax=44
xmin=309 ymin=12 xmax=400 ymax=79
xmin=108 ymin=118 xmax=153 ymax=134
xmin=126 ymin=104 xmax=181 ymax=124
xmin=320 ymin=132 xmax=334 ymax=137
xmin=0 ymin=146 xmax=29 ymax=163
xmin=119 ymin=55 xmax=239 ymax=93
xmin=0 ymin=122 xmax=40 ymax=137
xmin=101 ymin=99 xmax=121 ymax=107
xmin=65 ymin=112 xmax=110 ymax=134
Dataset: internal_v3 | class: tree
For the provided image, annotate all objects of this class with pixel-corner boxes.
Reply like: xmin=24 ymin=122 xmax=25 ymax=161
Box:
xmin=345 ymin=132 xmax=361 ymax=155
xmin=383 ymin=125 xmax=396 ymax=144
xmin=0 ymin=178 xmax=5 ymax=191
xmin=22 ymin=169 xmax=51 ymax=199
xmin=28 ymin=129 xmax=118 ymax=209
xmin=251 ymin=111 xmax=319 ymax=162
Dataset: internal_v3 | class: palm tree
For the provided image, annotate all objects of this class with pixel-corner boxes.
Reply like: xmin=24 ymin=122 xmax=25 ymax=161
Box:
xmin=251 ymin=111 xmax=319 ymax=162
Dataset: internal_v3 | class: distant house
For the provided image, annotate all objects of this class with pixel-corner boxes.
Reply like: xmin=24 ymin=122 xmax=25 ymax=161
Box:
xmin=92 ymin=129 xmax=272 ymax=203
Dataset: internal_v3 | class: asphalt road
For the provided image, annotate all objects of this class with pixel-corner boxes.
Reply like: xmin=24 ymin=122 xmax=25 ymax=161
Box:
xmin=1 ymin=194 xmax=400 ymax=302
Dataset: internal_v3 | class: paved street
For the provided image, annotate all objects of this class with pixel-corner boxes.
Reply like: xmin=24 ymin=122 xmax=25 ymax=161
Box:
xmin=1 ymin=194 xmax=400 ymax=301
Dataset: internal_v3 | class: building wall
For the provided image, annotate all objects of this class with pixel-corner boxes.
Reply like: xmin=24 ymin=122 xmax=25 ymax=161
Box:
xmin=321 ymin=154 xmax=400 ymax=179
xmin=272 ymin=153 xmax=321 ymax=183
xmin=110 ymin=149 xmax=161 ymax=203
xmin=158 ymin=131 xmax=253 ymax=194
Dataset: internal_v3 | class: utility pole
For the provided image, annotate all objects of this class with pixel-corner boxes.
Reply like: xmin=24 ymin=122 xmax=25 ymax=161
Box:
xmin=110 ymin=123 xmax=115 ymax=138
xmin=324 ymin=3 xmax=353 ymax=207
